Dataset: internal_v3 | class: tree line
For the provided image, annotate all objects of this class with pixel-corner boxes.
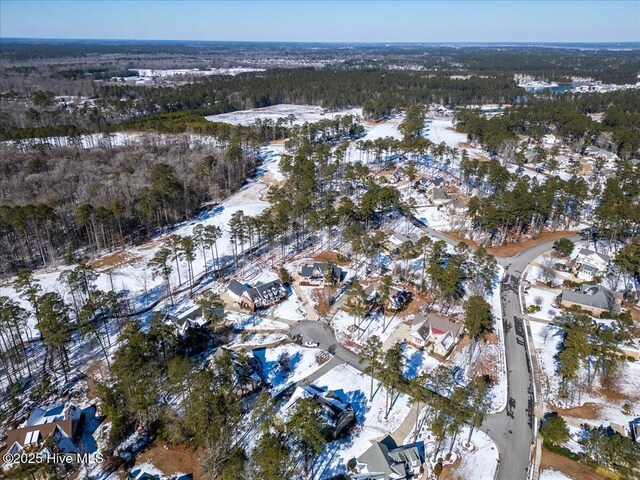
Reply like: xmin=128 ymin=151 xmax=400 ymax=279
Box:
xmin=0 ymin=131 xmax=258 ymax=274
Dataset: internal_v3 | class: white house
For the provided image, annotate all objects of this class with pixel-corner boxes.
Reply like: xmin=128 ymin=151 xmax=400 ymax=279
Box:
xmin=409 ymin=316 xmax=462 ymax=357
xmin=387 ymin=231 xmax=421 ymax=251
xmin=573 ymin=248 xmax=610 ymax=280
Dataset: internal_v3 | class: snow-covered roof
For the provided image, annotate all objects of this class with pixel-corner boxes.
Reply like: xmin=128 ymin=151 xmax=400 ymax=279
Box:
xmin=26 ymin=403 xmax=80 ymax=427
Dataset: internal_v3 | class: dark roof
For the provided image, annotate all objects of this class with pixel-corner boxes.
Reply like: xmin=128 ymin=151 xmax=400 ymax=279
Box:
xmin=300 ymin=262 xmax=341 ymax=279
xmin=252 ymin=279 xmax=284 ymax=296
xmin=577 ymin=248 xmax=610 ymax=263
xmin=300 ymin=265 xmax=315 ymax=278
xmin=4 ymin=421 xmax=76 ymax=457
xmin=228 ymin=279 xmax=247 ymax=297
xmin=431 ymin=187 xmax=450 ymax=201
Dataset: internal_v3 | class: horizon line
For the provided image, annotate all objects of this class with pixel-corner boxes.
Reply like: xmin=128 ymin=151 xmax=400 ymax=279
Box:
xmin=2 ymin=37 xmax=639 ymax=45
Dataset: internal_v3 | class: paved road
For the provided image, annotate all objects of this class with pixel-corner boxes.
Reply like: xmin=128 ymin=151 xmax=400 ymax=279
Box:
xmin=291 ymin=233 xmax=581 ymax=480
xmin=482 ymin=235 xmax=580 ymax=480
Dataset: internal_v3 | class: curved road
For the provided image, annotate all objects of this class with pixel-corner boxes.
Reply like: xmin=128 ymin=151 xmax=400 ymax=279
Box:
xmin=292 ymin=234 xmax=580 ymax=480
xmin=482 ymin=235 xmax=580 ymax=480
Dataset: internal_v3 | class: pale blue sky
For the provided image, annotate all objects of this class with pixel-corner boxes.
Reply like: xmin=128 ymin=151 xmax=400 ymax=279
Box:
xmin=1 ymin=0 xmax=639 ymax=43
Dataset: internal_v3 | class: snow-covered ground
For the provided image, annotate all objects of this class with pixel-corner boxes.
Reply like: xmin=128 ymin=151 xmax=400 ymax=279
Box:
xmin=229 ymin=333 xmax=288 ymax=349
xmin=445 ymin=427 xmax=499 ymax=480
xmin=404 ymin=405 xmax=499 ymax=480
xmin=310 ymin=363 xmax=411 ymax=479
xmin=540 ymin=469 xmax=574 ymax=480
xmin=331 ymin=309 xmax=407 ymax=348
xmin=1 ymin=143 xmax=286 ymax=336
xmin=403 ymin=344 xmax=440 ymax=380
xmin=254 ymin=344 xmax=330 ymax=395
xmin=530 ymin=321 xmax=640 ymax=426
xmin=131 ymin=67 xmax=265 ymax=77
xmin=228 ymin=311 xmax=290 ymax=332
xmin=524 ymin=286 xmax=561 ymax=322
xmin=205 ymin=104 xmax=362 ymax=126
xmin=361 ymin=116 xmax=404 ymax=141
xmin=413 ymin=205 xmax=454 ymax=230
xmin=425 ymin=117 xmax=485 ymax=159
xmin=482 ymin=265 xmax=508 ymax=412
xmin=2 ymin=131 xmax=224 ymax=150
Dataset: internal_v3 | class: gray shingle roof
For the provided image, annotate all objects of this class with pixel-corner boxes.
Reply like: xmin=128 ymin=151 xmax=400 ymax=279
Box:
xmin=356 ymin=435 xmax=424 ymax=480
xmin=228 ymin=279 xmax=247 ymax=297
xmin=561 ymin=284 xmax=621 ymax=312
xmin=300 ymin=262 xmax=341 ymax=279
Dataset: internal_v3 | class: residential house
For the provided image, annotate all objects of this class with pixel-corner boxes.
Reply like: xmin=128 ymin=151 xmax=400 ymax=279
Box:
xmin=391 ymin=167 xmax=409 ymax=183
xmin=584 ymin=146 xmax=619 ymax=162
xmin=3 ymin=403 xmax=82 ymax=462
xmin=447 ymin=198 xmax=468 ymax=221
xmin=166 ymin=304 xmax=205 ymax=336
xmin=409 ymin=316 xmax=462 ymax=356
xmin=299 ymin=262 xmax=342 ymax=286
xmin=560 ymin=284 xmax=623 ymax=316
xmin=387 ymin=232 xmax=421 ymax=253
xmin=350 ymin=435 xmax=424 ymax=480
xmin=427 ymin=187 xmax=455 ymax=206
xmin=386 ymin=288 xmax=412 ymax=312
xmin=227 ymin=279 xmax=287 ymax=311
xmin=283 ymin=384 xmax=356 ymax=439
xmin=413 ymin=176 xmax=445 ymax=193
xmin=572 ymin=248 xmax=610 ymax=280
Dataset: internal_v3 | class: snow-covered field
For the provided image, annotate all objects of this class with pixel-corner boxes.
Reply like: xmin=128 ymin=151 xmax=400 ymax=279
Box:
xmin=361 ymin=116 xmax=404 ymax=141
xmin=205 ymin=104 xmax=363 ymax=126
xmin=426 ymin=118 xmax=485 ymax=159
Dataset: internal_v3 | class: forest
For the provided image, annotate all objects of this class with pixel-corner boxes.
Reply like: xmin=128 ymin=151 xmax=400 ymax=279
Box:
xmin=0 ymin=132 xmax=257 ymax=274
xmin=455 ymin=89 xmax=640 ymax=158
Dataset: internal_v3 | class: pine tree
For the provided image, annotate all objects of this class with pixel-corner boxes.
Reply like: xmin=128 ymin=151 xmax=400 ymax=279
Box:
xmin=359 ymin=335 xmax=383 ymax=401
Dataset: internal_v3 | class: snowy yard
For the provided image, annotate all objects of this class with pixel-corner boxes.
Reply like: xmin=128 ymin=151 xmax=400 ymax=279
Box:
xmin=331 ymin=309 xmax=407 ymax=348
xmin=524 ymin=286 xmax=561 ymax=322
xmin=402 ymin=344 xmax=440 ymax=380
xmin=228 ymin=311 xmax=290 ymax=332
xmin=530 ymin=321 xmax=640 ymax=427
xmin=309 ymin=363 xmax=412 ymax=479
xmin=255 ymin=344 xmax=331 ymax=395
